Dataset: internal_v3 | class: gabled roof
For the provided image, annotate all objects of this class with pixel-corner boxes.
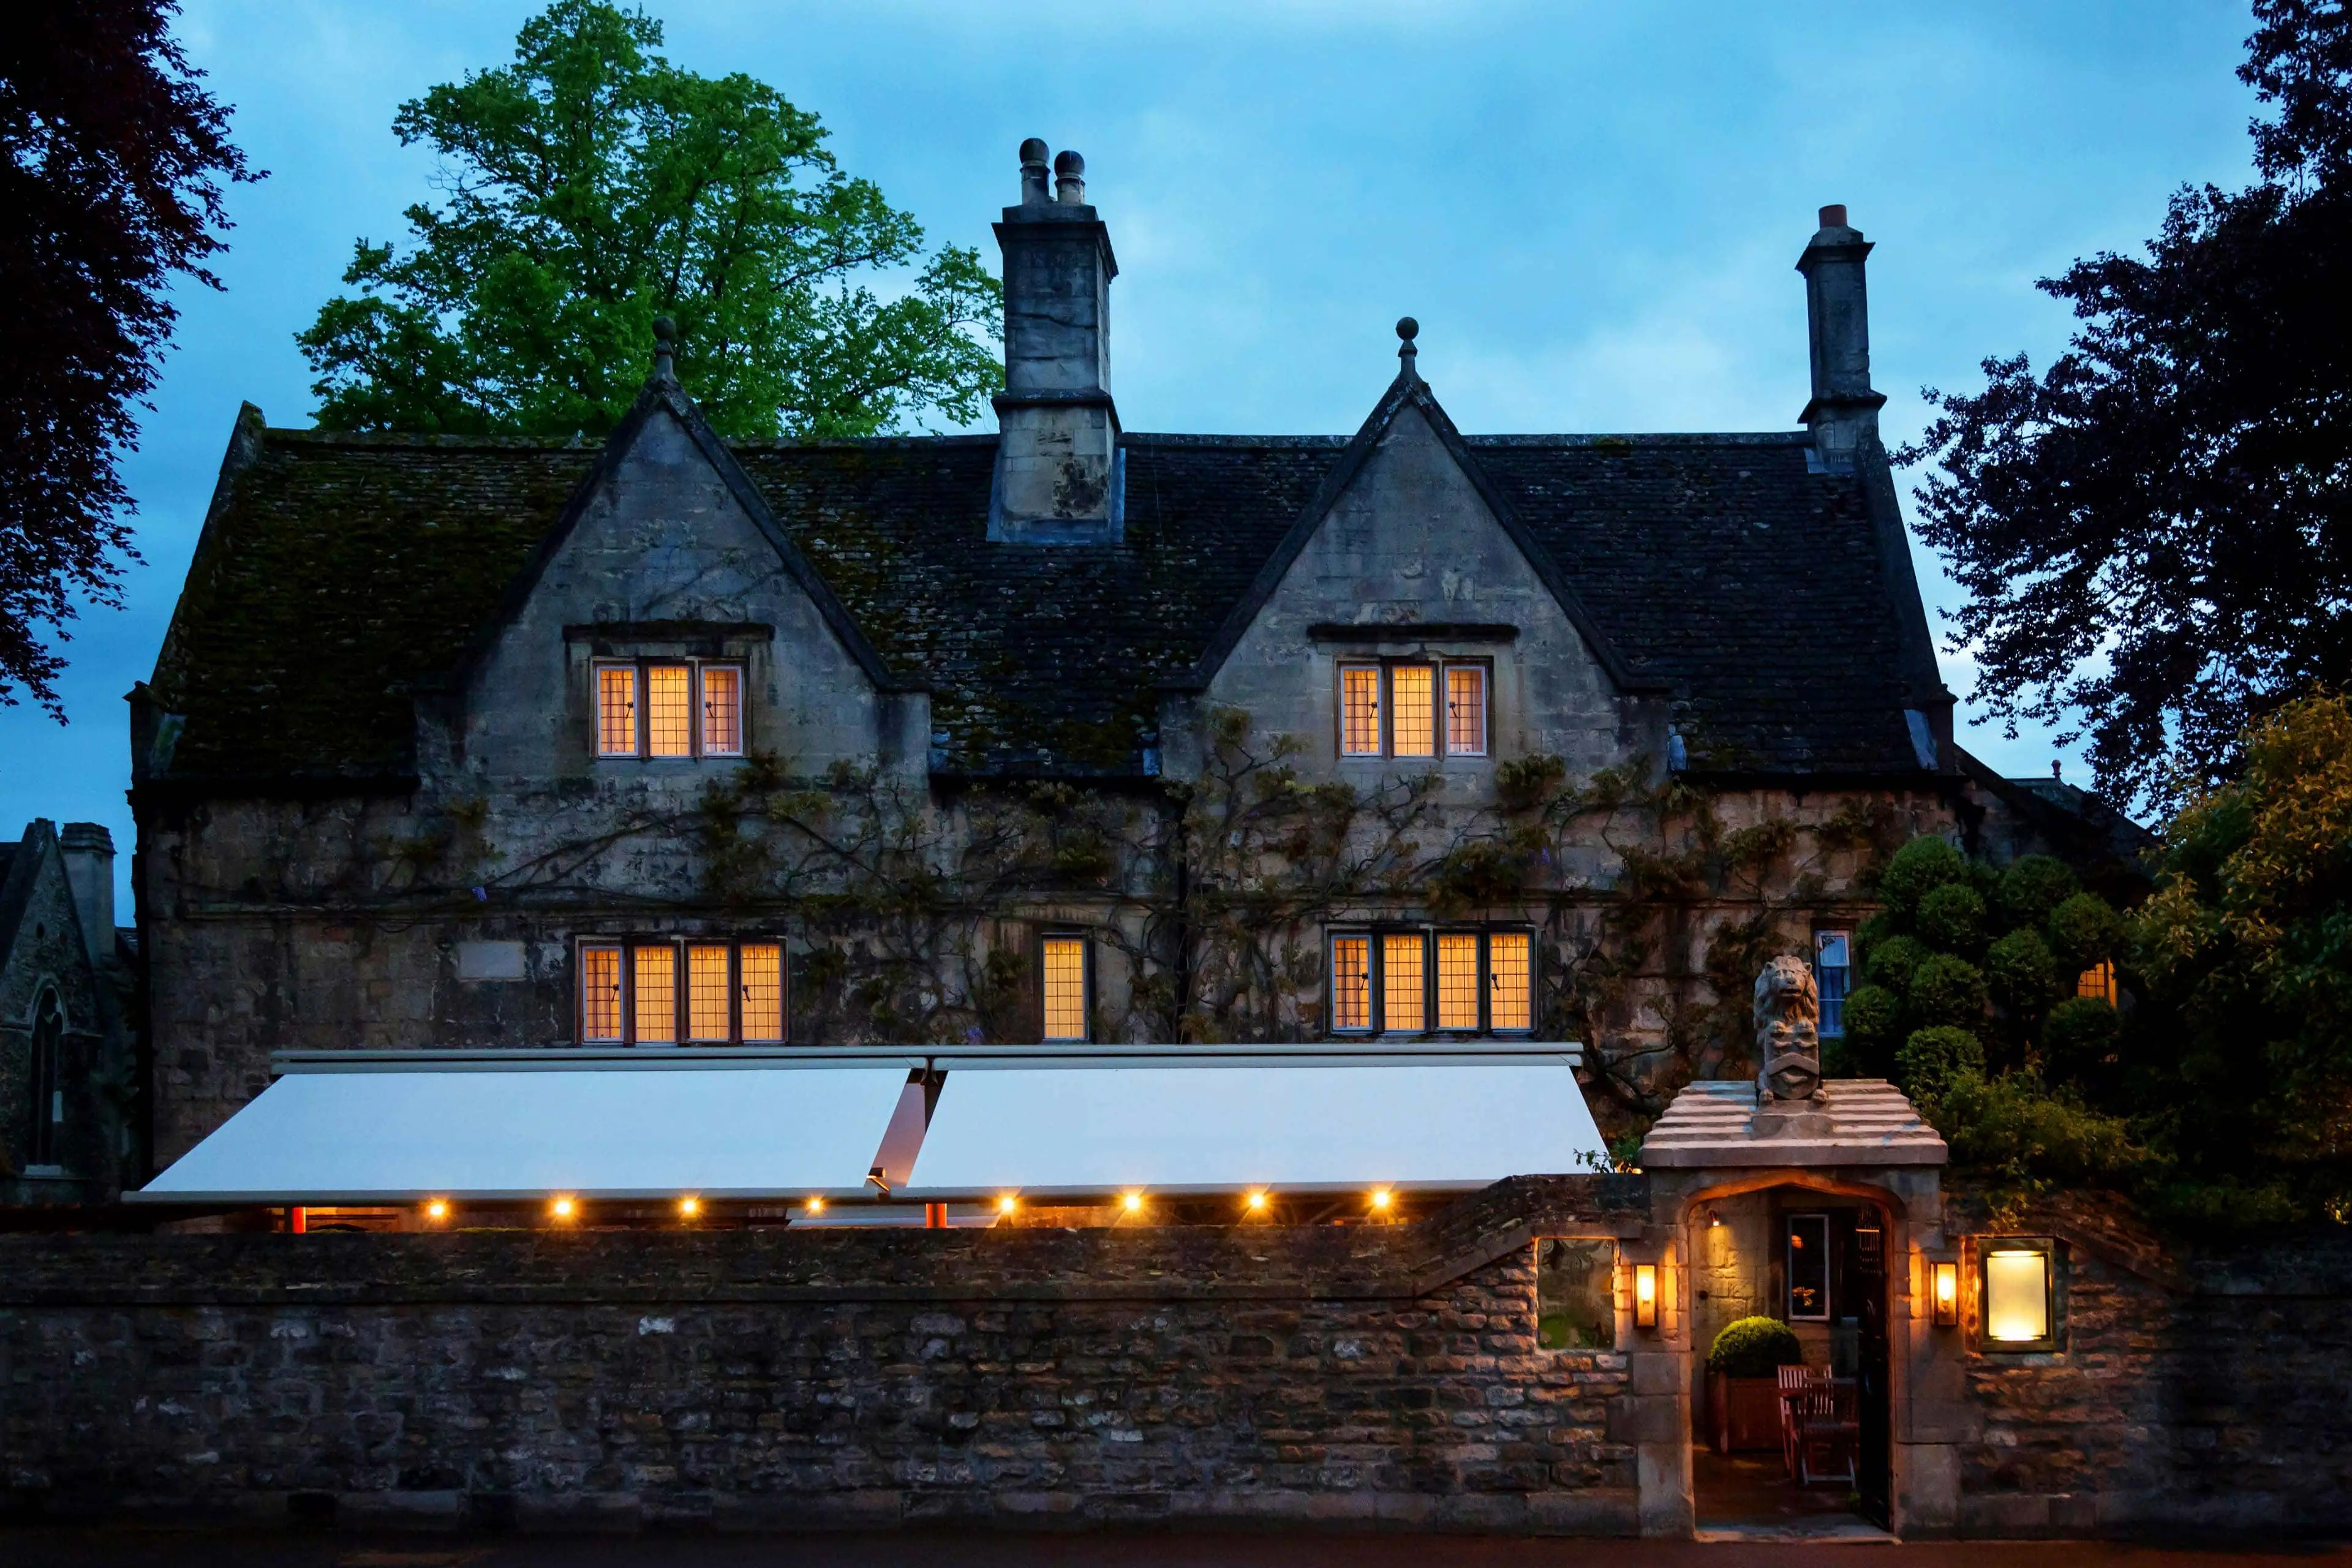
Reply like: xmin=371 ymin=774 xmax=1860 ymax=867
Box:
xmin=148 ymin=373 xmax=1947 ymax=786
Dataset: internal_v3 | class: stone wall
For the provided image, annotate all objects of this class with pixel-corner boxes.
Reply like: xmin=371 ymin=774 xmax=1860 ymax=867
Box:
xmin=0 ymin=1177 xmax=1649 ymax=1533
xmin=1945 ymin=1190 xmax=2352 ymax=1537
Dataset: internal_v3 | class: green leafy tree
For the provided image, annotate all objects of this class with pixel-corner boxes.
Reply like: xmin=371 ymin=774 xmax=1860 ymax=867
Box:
xmin=298 ymin=0 xmax=999 ymax=439
xmin=2128 ymin=689 xmax=2352 ymax=1223
xmin=1898 ymin=1 xmax=2352 ymax=814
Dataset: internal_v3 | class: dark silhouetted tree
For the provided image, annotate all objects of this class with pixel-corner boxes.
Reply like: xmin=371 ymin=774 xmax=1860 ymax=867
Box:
xmin=0 ymin=1 xmax=255 ymax=717
xmin=1901 ymin=0 xmax=2352 ymax=813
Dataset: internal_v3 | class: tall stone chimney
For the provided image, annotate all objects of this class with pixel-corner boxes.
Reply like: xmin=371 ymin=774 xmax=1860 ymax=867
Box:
xmin=990 ymin=139 xmax=1121 ymax=543
xmin=59 ymin=821 xmax=115 ymax=968
xmin=1795 ymin=204 xmax=1887 ymax=472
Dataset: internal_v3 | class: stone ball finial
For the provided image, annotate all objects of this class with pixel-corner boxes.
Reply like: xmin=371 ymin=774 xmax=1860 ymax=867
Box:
xmin=650 ymin=315 xmax=678 ymax=383
xmin=653 ymin=315 xmax=677 ymax=345
xmin=1396 ymin=316 xmax=1419 ymax=342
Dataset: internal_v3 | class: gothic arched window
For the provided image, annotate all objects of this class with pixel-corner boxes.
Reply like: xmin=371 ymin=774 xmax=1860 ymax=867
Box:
xmin=28 ymin=989 xmax=63 ymax=1167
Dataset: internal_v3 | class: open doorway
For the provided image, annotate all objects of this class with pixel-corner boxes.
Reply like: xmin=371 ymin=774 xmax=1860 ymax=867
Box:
xmin=1687 ymin=1186 xmax=1891 ymax=1536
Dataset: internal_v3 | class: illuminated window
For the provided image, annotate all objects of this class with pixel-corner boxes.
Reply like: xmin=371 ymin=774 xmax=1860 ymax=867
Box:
xmin=633 ymin=943 xmax=677 ymax=1042
xmin=1488 ymin=930 xmax=1532 ymax=1031
xmin=1447 ymin=666 xmax=1487 ymax=755
xmin=1338 ymin=661 xmax=1491 ymax=760
xmin=701 ymin=665 xmax=742 ymax=755
xmin=1042 ymin=935 xmax=1089 ymax=1041
xmin=582 ymin=938 xmax=784 ymax=1044
xmin=595 ymin=661 xmax=744 ymax=759
xmin=2076 ymin=960 xmax=2117 ymax=1006
xmin=1382 ymin=933 xmax=1425 ymax=1031
xmin=1787 ymin=1212 xmax=1831 ymax=1320
xmin=1983 ymin=1243 xmax=2055 ymax=1348
xmin=1330 ymin=935 xmax=1372 ymax=1031
xmin=580 ymin=945 xmax=624 ymax=1042
xmin=739 ymin=943 xmax=783 ymax=1042
xmin=1390 ymin=665 xmax=1436 ymax=757
xmin=1815 ymin=929 xmax=1853 ymax=1037
xmin=597 ymin=666 xmax=638 ymax=756
xmin=646 ymin=665 xmax=693 ymax=757
xmin=1436 ymin=933 xmax=1482 ymax=1029
xmin=1341 ymin=665 xmax=1382 ymax=756
xmin=687 ymin=943 xmax=732 ymax=1041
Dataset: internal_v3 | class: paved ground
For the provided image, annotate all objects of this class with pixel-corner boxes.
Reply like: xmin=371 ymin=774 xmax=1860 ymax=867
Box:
xmin=4 ymin=1531 xmax=2348 ymax=1567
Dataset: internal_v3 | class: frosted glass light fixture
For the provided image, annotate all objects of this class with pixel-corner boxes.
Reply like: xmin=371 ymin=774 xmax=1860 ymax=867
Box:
xmin=1984 ymin=1247 xmax=2052 ymax=1344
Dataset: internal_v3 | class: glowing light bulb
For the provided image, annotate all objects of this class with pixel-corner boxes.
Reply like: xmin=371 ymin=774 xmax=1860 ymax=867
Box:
xmin=679 ymin=1196 xmax=701 ymax=1219
xmin=424 ymin=1199 xmax=448 ymax=1222
xmin=998 ymin=1194 xmax=1018 ymax=1215
xmin=1245 ymin=1190 xmax=1268 ymax=1212
xmin=551 ymin=1196 xmax=576 ymax=1221
xmin=805 ymin=1197 xmax=826 ymax=1216
xmin=1122 ymin=1191 xmax=1144 ymax=1214
xmin=1370 ymin=1189 xmax=1392 ymax=1212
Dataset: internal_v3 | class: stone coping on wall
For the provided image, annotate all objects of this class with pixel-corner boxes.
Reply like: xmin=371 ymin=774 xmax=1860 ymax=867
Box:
xmin=1637 ymin=1079 xmax=1948 ymax=1167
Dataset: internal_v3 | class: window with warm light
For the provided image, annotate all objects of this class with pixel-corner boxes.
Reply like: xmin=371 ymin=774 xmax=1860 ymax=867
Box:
xmin=1982 ymin=1243 xmax=2056 ymax=1348
xmin=1335 ymin=659 xmax=1492 ymax=760
xmin=1328 ymin=927 xmax=1536 ymax=1035
xmin=577 ymin=937 xmax=786 ymax=1044
xmin=1042 ymin=935 xmax=1090 ymax=1041
xmin=2075 ymin=960 xmax=2117 ymax=1006
xmin=592 ymin=660 xmax=746 ymax=760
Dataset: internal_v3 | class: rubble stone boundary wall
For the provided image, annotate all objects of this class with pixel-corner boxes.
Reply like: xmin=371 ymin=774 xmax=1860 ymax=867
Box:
xmin=0 ymin=1178 xmax=1650 ymax=1534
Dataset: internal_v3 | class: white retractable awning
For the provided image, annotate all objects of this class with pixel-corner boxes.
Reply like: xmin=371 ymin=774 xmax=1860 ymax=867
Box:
xmin=135 ymin=1063 xmax=913 ymax=1204
xmin=904 ymin=1055 xmax=1605 ymax=1199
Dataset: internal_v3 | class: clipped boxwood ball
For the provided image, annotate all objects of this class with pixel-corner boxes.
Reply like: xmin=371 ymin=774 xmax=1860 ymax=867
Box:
xmin=1708 ymin=1316 xmax=1805 ymax=1378
xmin=2042 ymin=994 xmax=2120 ymax=1082
xmin=1986 ymin=927 xmax=2062 ymax=1016
xmin=1863 ymin=933 xmax=1930 ymax=993
xmin=1897 ymin=1025 xmax=1985 ymax=1098
xmin=1877 ymin=837 xmax=1970 ymax=921
xmin=1999 ymin=855 xmax=2080 ymax=929
xmin=1841 ymin=983 xmax=1902 ymax=1055
xmin=2047 ymin=892 xmax=2122 ymax=971
xmin=1916 ymin=883 xmax=1988 ymax=954
xmin=1907 ymin=952 xmax=1989 ymax=1029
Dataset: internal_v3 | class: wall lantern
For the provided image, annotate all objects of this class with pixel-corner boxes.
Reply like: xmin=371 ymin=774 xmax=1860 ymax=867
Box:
xmin=1982 ymin=1242 xmax=2056 ymax=1349
xmin=1932 ymin=1260 xmax=1959 ymax=1327
xmin=1633 ymin=1262 xmax=1659 ymax=1329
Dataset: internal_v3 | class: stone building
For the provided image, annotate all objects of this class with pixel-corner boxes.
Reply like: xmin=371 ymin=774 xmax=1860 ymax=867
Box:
xmin=132 ymin=144 xmax=2101 ymax=1167
xmin=0 ymin=820 xmax=139 ymax=1205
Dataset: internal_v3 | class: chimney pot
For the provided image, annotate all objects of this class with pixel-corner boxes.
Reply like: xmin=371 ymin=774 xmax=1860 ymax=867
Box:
xmin=1819 ymin=203 xmax=1848 ymax=229
xmin=1054 ymin=149 xmax=1086 ymax=205
xmin=1019 ymin=138 xmax=1050 ymax=204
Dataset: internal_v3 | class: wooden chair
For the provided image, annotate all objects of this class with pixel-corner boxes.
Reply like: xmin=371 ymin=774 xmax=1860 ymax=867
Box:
xmin=1776 ymin=1365 xmax=1825 ymax=1480
xmin=1793 ymin=1378 xmax=1860 ymax=1487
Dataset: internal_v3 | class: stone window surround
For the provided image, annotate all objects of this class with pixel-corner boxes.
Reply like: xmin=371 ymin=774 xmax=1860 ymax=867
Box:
xmin=573 ymin=933 xmax=787 ymax=1046
xmin=1326 ymin=924 xmax=1536 ymax=1038
xmin=590 ymin=656 xmax=748 ymax=761
xmin=1971 ymin=1234 xmax=2064 ymax=1355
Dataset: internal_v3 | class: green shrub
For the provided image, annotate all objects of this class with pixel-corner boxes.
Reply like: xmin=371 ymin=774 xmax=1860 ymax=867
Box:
xmin=1898 ymin=1025 xmax=1985 ymax=1098
xmin=1907 ymin=952 xmax=1989 ymax=1029
xmin=1999 ymin=855 xmax=2081 ymax=929
xmin=1841 ymin=983 xmax=1902 ymax=1057
xmin=2041 ymin=995 xmax=2120 ymax=1082
xmin=1985 ymin=927 xmax=2062 ymax=1016
xmin=1707 ymin=1316 xmax=1804 ymax=1378
xmin=2046 ymin=891 xmax=2122 ymax=971
xmin=1917 ymin=883 xmax=1988 ymax=954
xmin=1877 ymin=836 xmax=1969 ymax=921
xmin=1863 ymin=933 xmax=1930 ymax=994
xmin=1926 ymin=1068 xmax=2144 ymax=1192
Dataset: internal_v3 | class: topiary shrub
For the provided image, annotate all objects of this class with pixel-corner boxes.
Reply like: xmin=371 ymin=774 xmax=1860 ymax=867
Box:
xmin=1707 ymin=1315 xmax=1804 ymax=1378
xmin=1917 ymin=883 xmax=1988 ymax=954
xmin=1985 ymin=927 xmax=2062 ymax=1016
xmin=1907 ymin=952 xmax=1989 ymax=1030
xmin=1877 ymin=836 xmax=1970 ymax=921
xmin=2041 ymin=994 xmax=2121 ymax=1083
xmin=1999 ymin=855 xmax=2080 ymax=930
xmin=1840 ymin=983 xmax=1902 ymax=1063
xmin=1863 ymin=933 xmax=1930 ymax=994
xmin=2046 ymin=891 xmax=2122 ymax=972
xmin=1898 ymin=1025 xmax=1985 ymax=1098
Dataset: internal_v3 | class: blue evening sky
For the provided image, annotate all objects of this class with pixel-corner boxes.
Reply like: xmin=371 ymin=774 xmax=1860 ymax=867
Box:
xmin=0 ymin=1 xmax=2264 ymax=905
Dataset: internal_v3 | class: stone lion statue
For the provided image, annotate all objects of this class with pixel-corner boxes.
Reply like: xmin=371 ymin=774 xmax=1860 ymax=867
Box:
xmin=1754 ymin=954 xmax=1822 ymax=1103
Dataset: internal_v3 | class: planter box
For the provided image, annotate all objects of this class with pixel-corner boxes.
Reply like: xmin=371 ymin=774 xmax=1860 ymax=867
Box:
xmin=1710 ymin=1371 xmax=1784 ymax=1453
